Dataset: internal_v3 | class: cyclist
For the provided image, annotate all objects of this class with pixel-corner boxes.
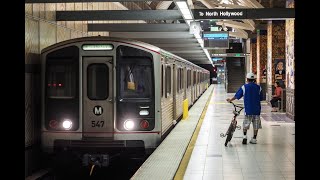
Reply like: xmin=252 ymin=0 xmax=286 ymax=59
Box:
xmin=226 ymin=72 xmax=263 ymax=144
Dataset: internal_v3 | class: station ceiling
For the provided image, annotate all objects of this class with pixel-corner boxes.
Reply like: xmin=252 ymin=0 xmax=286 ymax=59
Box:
xmin=25 ymin=0 xmax=288 ymax=66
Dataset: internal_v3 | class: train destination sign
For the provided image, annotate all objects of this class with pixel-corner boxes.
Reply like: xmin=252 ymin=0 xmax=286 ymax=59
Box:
xmin=82 ymin=44 xmax=114 ymax=51
xmin=193 ymin=8 xmax=295 ymax=20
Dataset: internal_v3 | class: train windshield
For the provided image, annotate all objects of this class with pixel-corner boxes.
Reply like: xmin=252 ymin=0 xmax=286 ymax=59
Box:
xmin=46 ymin=59 xmax=76 ymax=99
xmin=117 ymin=45 xmax=154 ymax=99
xmin=119 ymin=60 xmax=152 ymax=98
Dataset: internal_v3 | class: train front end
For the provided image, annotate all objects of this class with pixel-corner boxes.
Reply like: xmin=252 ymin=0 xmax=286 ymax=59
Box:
xmin=40 ymin=38 xmax=161 ymax=167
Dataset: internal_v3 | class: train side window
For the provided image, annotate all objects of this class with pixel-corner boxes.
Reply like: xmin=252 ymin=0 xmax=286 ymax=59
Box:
xmin=180 ymin=68 xmax=184 ymax=89
xmin=87 ymin=64 xmax=109 ymax=100
xmin=165 ymin=65 xmax=171 ymax=98
xmin=161 ymin=65 xmax=164 ymax=97
xmin=187 ymin=69 xmax=191 ymax=88
xmin=177 ymin=68 xmax=180 ymax=93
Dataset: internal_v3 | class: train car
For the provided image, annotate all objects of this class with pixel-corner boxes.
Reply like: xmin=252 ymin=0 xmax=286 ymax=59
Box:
xmin=40 ymin=36 xmax=210 ymax=167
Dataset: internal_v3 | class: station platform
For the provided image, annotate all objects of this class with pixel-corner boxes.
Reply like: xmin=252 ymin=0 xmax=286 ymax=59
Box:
xmin=131 ymin=84 xmax=295 ymax=180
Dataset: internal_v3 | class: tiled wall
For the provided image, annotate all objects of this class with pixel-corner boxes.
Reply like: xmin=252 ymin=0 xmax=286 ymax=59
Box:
xmin=256 ymin=30 xmax=267 ymax=84
xmin=267 ymin=21 xmax=286 ymax=86
xmin=25 ymin=3 xmax=89 ymax=177
xmin=285 ymin=0 xmax=295 ymax=119
xmin=250 ymin=38 xmax=257 ymax=74
xmin=267 ymin=21 xmax=285 ymax=102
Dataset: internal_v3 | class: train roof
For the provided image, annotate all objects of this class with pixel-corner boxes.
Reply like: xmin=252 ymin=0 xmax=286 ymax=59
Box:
xmin=41 ymin=36 xmax=162 ymax=54
xmin=41 ymin=36 xmax=209 ymax=73
xmin=159 ymin=49 xmax=209 ymax=72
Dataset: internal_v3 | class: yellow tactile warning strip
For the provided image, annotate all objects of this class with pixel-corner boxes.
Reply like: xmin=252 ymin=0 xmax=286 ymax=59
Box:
xmin=173 ymin=87 xmax=214 ymax=180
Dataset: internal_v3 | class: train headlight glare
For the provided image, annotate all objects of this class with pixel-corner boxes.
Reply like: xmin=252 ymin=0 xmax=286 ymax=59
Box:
xmin=124 ymin=119 xmax=135 ymax=130
xmin=62 ymin=119 xmax=72 ymax=130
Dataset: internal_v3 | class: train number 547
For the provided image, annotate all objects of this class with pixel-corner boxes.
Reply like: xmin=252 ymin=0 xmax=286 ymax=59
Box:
xmin=91 ymin=121 xmax=105 ymax=127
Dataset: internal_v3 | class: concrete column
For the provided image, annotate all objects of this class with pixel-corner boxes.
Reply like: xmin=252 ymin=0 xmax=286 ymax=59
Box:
xmin=256 ymin=30 xmax=267 ymax=85
xmin=267 ymin=20 xmax=286 ymax=102
xmin=245 ymin=38 xmax=251 ymax=75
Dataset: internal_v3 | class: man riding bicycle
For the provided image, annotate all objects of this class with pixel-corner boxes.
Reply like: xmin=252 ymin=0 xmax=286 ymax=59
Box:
xmin=226 ymin=72 xmax=264 ymax=144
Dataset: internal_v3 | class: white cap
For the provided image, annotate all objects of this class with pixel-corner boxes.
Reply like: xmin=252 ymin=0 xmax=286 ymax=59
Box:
xmin=246 ymin=72 xmax=256 ymax=79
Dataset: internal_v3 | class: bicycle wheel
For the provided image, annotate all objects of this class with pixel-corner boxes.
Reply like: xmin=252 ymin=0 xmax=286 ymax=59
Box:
xmin=226 ymin=130 xmax=234 ymax=142
xmin=224 ymin=124 xmax=235 ymax=146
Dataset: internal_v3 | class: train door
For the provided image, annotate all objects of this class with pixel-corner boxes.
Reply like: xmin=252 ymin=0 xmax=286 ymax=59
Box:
xmin=191 ymin=69 xmax=194 ymax=103
xmin=197 ymin=71 xmax=200 ymax=97
xmin=193 ymin=70 xmax=197 ymax=101
xmin=82 ymin=57 xmax=113 ymax=138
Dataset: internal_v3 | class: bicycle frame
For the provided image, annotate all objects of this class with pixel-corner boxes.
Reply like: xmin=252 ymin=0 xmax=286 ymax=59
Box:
xmin=220 ymin=102 xmax=244 ymax=146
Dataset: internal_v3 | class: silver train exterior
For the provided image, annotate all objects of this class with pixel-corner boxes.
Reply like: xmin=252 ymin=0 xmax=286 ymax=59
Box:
xmin=40 ymin=36 xmax=210 ymax=165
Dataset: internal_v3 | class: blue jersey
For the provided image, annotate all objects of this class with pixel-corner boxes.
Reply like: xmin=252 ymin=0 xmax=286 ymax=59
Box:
xmin=234 ymin=82 xmax=263 ymax=115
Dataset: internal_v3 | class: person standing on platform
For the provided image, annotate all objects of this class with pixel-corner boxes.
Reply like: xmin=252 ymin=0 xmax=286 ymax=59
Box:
xmin=226 ymin=72 xmax=263 ymax=144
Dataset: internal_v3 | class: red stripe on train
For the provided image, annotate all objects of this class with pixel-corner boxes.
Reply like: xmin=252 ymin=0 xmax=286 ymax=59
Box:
xmin=42 ymin=131 xmax=161 ymax=134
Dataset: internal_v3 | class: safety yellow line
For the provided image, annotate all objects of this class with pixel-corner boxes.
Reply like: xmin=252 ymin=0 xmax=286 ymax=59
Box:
xmin=173 ymin=87 xmax=214 ymax=180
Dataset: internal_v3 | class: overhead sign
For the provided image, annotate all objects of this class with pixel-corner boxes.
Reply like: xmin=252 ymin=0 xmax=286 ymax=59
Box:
xmin=212 ymin=57 xmax=224 ymax=61
xmin=193 ymin=8 xmax=295 ymax=20
xmin=210 ymin=27 xmax=220 ymax=31
xmin=212 ymin=53 xmax=250 ymax=57
xmin=203 ymin=31 xmax=229 ymax=49
xmin=194 ymin=9 xmax=246 ymax=19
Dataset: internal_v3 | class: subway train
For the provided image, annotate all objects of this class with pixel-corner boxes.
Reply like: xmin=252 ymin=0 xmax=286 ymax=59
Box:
xmin=40 ymin=36 xmax=210 ymax=167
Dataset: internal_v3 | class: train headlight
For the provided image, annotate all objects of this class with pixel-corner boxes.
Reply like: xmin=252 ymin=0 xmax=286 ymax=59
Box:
xmin=124 ymin=119 xmax=135 ymax=130
xmin=62 ymin=119 xmax=72 ymax=130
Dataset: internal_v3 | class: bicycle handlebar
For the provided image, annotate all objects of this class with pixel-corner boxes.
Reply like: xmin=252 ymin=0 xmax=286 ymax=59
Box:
xmin=228 ymin=101 xmax=244 ymax=113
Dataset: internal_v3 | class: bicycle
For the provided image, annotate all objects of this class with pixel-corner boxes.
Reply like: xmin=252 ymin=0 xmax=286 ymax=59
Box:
xmin=220 ymin=101 xmax=244 ymax=147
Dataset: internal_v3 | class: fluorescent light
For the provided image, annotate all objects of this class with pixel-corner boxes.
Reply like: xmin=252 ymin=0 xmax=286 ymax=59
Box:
xmin=176 ymin=1 xmax=188 ymax=9
xmin=176 ymin=1 xmax=193 ymax=24
xmin=204 ymin=49 xmax=211 ymax=62
xmin=222 ymin=0 xmax=230 ymax=4
xmin=176 ymin=1 xmax=212 ymax=64
xmin=184 ymin=13 xmax=193 ymax=20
